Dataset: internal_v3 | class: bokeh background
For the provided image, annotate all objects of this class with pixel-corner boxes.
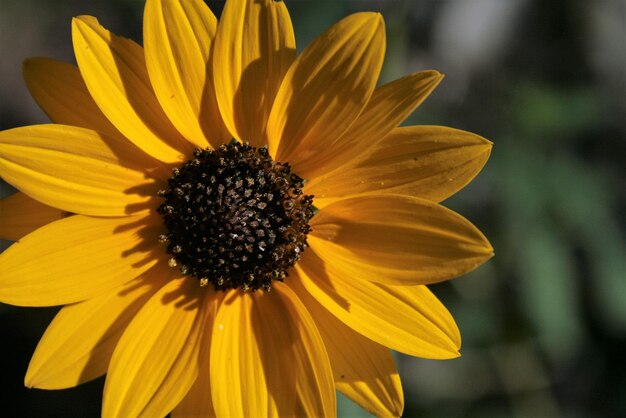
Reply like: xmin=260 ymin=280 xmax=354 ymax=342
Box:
xmin=1 ymin=0 xmax=625 ymax=417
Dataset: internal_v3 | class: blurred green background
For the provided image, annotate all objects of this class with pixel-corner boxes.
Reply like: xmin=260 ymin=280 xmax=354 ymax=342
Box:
xmin=1 ymin=0 xmax=625 ymax=417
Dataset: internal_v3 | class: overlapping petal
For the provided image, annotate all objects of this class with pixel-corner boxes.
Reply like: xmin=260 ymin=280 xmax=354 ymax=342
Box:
xmin=297 ymin=287 xmax=403 ymax=417
xmin=309 ymin=195 xmax=493 ymax=285
xmin=171 ymin=370 xmax=217 ymax=418
xmin=298 ymin=70 xmax=443 ymax=180
xmin=276 ymin=283 xmax=336 ymax=418
xmin=210 ymin=289 xmax=295 ymax=417
xmin=72 ymin=15 xmax=193 ymax=163
xmin=170 ymin=294 xmax=220 ymax=418
xmin=0 ymin=214 xmax=162 ymax=307
xmin=0 ymin=192 xmax=65 ymax=241
xmin=144 ymin=0 xmax=229 ymax=148
xmin=307 ymin=126 xmax=492 ymax=207
xmin=267 ymin=12 xmax=385 ymax=170
xmin=1 ymin=2 xmax=496 ymax=417
xmin=210 ymin=284 xmax=334 ymax=417
xmin=213 ymin=0 xmax=295 ymax=147
xmin=292 ymin=259 xmax=461 ymax=359
xmin=23 ymin=58 xmax=126 ymax=141
xmin=0 ymin=124 xmax=160 ymax=216
xmin=102 ymin=278 xmax=213 ymax=418
xmin=25 ymin=263 xmax=171 ymax=389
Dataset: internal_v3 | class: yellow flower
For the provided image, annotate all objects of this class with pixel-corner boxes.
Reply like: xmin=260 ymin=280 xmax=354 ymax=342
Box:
xmin=0 ymin=0 xmax=493 ymax=417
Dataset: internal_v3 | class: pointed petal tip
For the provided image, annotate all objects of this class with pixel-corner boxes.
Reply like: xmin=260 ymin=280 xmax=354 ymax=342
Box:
xmin=373 ymin=12 xmax=385 ymax=31
xmin=24 ymin=368 xmax=71 ymax=390
xmin=386 ymin=394 xmax=405 ymax=418
xmin=443 ymin=330 xmax=462 ymax=358
xmin=24 ymin=376 xmax=40 ymax=390
xmin=478 ymin=133 xmax=494 ymax=147
xmin=473 ymin=238 xmax=495 ymax=269
xmin=24 ymin=372 xmax=49 ymax=390
xmin=71 ymin=15 xmax=90 ymax=25
xmin=481 ymin=236 xmax=496 ymax=257
xmin=22 ymin=58 xmax=42 ymax=84
xmin=71 ymin=15 xmax=94 ymax=33
xmin=414 ymin=69 xmax=444 ymax=93
xmin=352 ymin=11 xmax=385 ymax=30
xmin=435 ymin=343 xmax=461 ymax=360
xmin=406 ymin=69 xmax=444 ymax=87
xmin=422 ymin=69 xmax=444 ymax=80
xmin=462 ymin=128 xmax=493 ymax=147
xmin=22 ymin=57 xmax=54 ymax=77
xmin=22 ymin=57 xmax=35 ymax=71
xmin=24 ymin=361 xmax=37 ymax=388
xmin=71 ymin=15 xmax=103 ymax=35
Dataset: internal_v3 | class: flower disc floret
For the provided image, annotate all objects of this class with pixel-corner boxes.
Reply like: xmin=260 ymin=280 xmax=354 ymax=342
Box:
xmin=157 ymin=142 xmax=314 ymax=292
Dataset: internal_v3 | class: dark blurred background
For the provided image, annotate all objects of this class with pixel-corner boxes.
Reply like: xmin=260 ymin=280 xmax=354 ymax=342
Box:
xmin=1 ymin=0 xmax=625 ymax=417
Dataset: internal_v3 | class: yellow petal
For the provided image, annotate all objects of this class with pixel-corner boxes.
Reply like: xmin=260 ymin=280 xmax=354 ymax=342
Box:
xmin=292 ymin=257 xmax=461 ymax=358
xmin=210 ymin=284 xmax=335 ymax=418
xmin=295 ymin=286 xmax=403 ymax=417
xmin=307 ymin=126 xmax=492 ymax=207
xmin=170 ymin=292 xmax=221 ymax=418
xmin=144 ymin=0 xmax=229 ymax=148
xmin=213 ymin=0 xmax=295 ymax=147
xmin=23 ymin=58 xmax=126 ymax=142
xmin=210 ymin=286 xmax=334 ymax=417
xmin=276 ymin=283 xmax=336 ymax=418
xmin=72 ymin=15 xmax=193 ymax=163
xmin=25 ymin=262 xmax=171 ymax=389
xmin=172 ymin=374 xmax=216 ymax=418
xmin=0 ymin=124 xmax=158 ymax=216
xmin=300 ymin=70 xmax=443 ymax=180
xmin=0 ymin=214 xmax=162 ymax=307
xmin=309 ymin=195 xmax=493 ymax=285
xmin=0 ymin=192 xmax=65 ymax=241
xmin=102 ymin=278 xmax=212 ymax=418
xmin=210 ymin=289 xmax=296 ymax=417
xmin=267 ymin=12 xmax=385 ymax=168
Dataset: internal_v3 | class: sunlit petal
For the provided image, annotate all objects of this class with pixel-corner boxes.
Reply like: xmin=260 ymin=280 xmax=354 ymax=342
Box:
xmin=292 ymin=260 xmax=461 ymax=358
xmin=102 ymin=278 xmax=212 ymax=418
xmin=267 ymin=12 xmax=385 ymax=169
xmin=307 ymin=126 xmax=492 ymax=207
xmin=210 ymin=284 xmax=335 ymax=417
xmin=214 ymin=0 xmax=295 ymax=147
xmin=276 ymin=283 xmax=335 ymax=418
xmin=144 ymin=0 xmax=229 ymax=148
xmin=25 ymin=263 xmax=171 ymax=389
xmin=310 ymin=195 xmax=493 ymax=285
xmin=170 ymin=293 xmax=221 ymax=418
xmin=0 ymin=214 xmax=162 ymax=306
xmin=0 ymin=192 xmax=65 ymax=241
xmin=300 ymin=70 xmax=443 ymax=180
xmin=0 ymin=124 xmax=160 ymax=216
xmin=23 ymin=58 xmax=125 ymax=141
xmin=210 ymin=289 xmax=295 ymax=417
xmin=295 ymin=285 xmax=403 ymax=417
xmin=72 ymin=15 xmax=193 ymax=163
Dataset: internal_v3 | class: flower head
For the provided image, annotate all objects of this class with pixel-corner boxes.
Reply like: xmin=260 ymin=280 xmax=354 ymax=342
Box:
xmin=0 ymin=0 xmax=493 ymax=417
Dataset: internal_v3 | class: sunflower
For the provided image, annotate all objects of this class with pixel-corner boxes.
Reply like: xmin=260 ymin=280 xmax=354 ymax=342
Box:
xmin=0 ymin=0 xmax=493 ymax=417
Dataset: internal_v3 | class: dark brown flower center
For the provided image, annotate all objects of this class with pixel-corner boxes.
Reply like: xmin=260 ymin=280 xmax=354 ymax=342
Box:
xmin=157 ymin=142 xmax=313 ymax=292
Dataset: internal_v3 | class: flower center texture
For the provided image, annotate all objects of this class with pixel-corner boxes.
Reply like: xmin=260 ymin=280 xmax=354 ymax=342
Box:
xmin=157 ymin=142 xmax=314 ymax=292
